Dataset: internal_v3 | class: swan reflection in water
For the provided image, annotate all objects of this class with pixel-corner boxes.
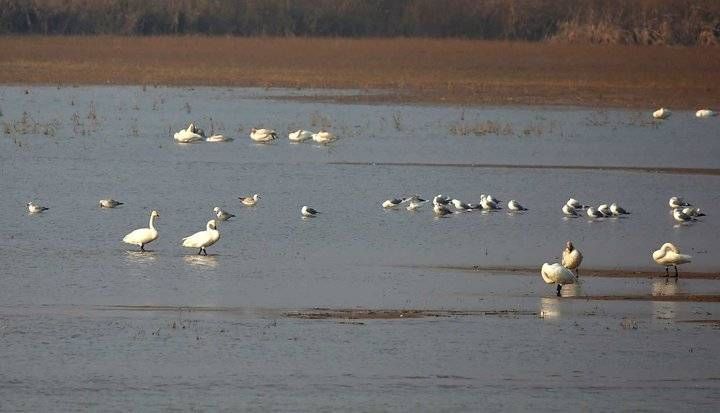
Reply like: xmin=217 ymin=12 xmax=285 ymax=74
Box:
xmin=539 ymin=281 xmax=583 ymax=319
xmin=182 ymin=254 xmax=218 ymax=269
xmin=651 ymin=278 xmax=679 ymax=320
xmin=124 ymin=250 xmax=157 ymax=264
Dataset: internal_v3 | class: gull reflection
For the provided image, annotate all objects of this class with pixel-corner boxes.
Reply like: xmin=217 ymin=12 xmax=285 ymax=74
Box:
xmin=183 ymin=254 xmax=218 ymax=269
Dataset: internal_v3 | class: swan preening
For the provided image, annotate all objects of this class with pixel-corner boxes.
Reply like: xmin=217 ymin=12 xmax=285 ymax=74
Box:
xmin=99 ymin=199 xmax=123 ymax=208
xmin=206 ymin=134 xmax=232 ymax=142
xmin=541 ymin=263 xmax=575 ymax=296
xmin=174 ymin=123 xmax=204 ymax=143
xmin=239 ymin=194 xmax=261 ymax=207
xmin=301 ymin=206 xmax=319 ymax=217
xmin=27 ymin=202 xmax=49 ymax=213
xmin=182 ymin=219 xmax=220 ymax=255
xmin=652 ymin=243 xmax=692 ymax=277
xmin=312 ymin=130 xmax=337 ymax=144
xmin=562 ymin=241 xmax=583 ymax=277
xmin=288 ymin=130 xmax=314 ymax=142
xmin=250 ymin=128 xmax=278 ymax=142
xmin=652 ymin=108 xmax=671 ymax=119
xmin=122 ymin=210 xmax=159 ymax=251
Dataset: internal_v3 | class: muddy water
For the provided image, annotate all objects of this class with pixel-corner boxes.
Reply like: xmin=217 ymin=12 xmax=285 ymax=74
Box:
xmin=1 ymin=86 xmax=719 ymax=411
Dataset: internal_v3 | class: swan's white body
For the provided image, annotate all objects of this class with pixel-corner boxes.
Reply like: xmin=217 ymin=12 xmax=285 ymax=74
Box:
xmin=301 ymin=206 xmax=318 ymax=217
xmin=312 ymin=130 xmax=336 ymax=144
xmin=653 ymin=108 xmax=671 ymax=119
xmin=123 ymin=210 xmax=159 ymax=251
xmin=27 ymin=202 xmax=49 ymax=213
xmin=669 ymin=196 xmax=691 ymax=208
xmin=652 ymin=243 xmax=691 ymax=276
xmin=250 ymin=128 xmax=277 ymax=142
xmin=99 ymin=199 xmax=123 ymax=208
xmin=206 ymin=134 xmax=232 ymax=142
xmin=213 ymin=207 xmax=235 ymax=221
xmin=562 ymin=241 xmax=583 ymax=276
xmin=695 ymin=109 xmax=717 ymax=118
xmin=174 ymin=124 xmax=204 ymax=143
xmin=182 ymin=220 xmax=220 ymax=255
xmin=508 ymin=200 xmax=527 ymax=211
xmin=289 ymin=130 xmax=313 ymax=142
xmin=562 ymin=204 xmax=578 ymax=216
xmin=239 ymin=194 xmax=260 ymax=206
xmin=541 ymin=263 xmax=576 ymax=296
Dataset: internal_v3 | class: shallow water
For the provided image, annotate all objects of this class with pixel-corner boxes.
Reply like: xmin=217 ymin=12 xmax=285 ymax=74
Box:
xmin=1 ymin=86 xmax=719 ymax=411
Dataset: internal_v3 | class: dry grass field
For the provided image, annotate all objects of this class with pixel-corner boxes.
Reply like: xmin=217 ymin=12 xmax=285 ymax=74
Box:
xmin=1 ymin=36 xmax=719 ymax=107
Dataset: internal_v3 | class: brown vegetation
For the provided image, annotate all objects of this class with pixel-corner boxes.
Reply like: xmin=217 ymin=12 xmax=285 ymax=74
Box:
xmin=1 ymin=0 xmax=719 ymax=46
xmin=1 ymin=36 xmax=719 ymax=108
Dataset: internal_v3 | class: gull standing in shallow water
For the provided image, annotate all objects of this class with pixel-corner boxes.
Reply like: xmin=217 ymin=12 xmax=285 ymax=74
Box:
xmin=652 ymin=243 xmax=692 ymax=277
xmin=433 ymin=203 xmax=452 ymax=216
xmin=541 ymin=263 xmax=575 ymax=297
xmin=301 ymin=206 xmax=319 ymax=217
xmin=122 ymin=210 xmax=159 ymax=252
xmin=669 ymin=196 xmax=691 ymax=208
xmin=508 ymin=200 xmax=527 ymax=211
xmin=586 ymin=207 xmax=604 ymax=219
xmin=182 ymin=220 xmax=220 ymax=256
xmin=213 ymin=207 xmax=235 ymax=221
xmin=382 ymin=198 xmax=406 ymax=208
xmin=682 ymin=207 xmax=705 ymax=217
xmin=562 ymin=241 xmax=583 ymax=277
xmin=405 ymin=195 xmax=428 ymax=211
xmin=610 ymin=202 xmax=629 ymax=216
xmin=672 ymin=208 xmax=695 ymax=223
xmin=562 ymin=204 xmax=579 ymax=216
xmin=99 ymin=199 xmax=123 ymax=208
xmin=27 ymin=202 xmax=49 ymax=213
xmin=239 ymin=194 xmax=261 ymax=207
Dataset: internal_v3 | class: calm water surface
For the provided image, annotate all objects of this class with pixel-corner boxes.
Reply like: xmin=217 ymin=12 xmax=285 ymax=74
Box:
xmin=1 ymin=86 xmax=719 ymax=411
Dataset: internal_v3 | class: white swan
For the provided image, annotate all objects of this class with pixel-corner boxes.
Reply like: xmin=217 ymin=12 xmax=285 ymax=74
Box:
xmin=26 ymin=201 xmax=49 ymax=213
xmin=562 ymin=204 xmax=578 ymax=216
xmin=239 ymin=194 xmax=261 ymax=207
xmin=652 ymin=108 xmax=671 ymax=119
xmin=99 ymin=199 xmax=123 ymax=208
xmin=250 ymin=128 xmax=277 ymax=142
xmin=541 ymin=263 xmax=575 ymax=297
xmin=206 ymin=134 xmax=233 ymax=142
xmin=508 ymin=200 xmax=527 ymax=211
xmin=182 ymin=219 xmax=220 ymax=256
xmin=174 ymin=124 xmax=203 ymax=143
xmin=312 ymin=130 xmax=336 ymax=144
xmin=122 ymin=210 xmax=159 ymax=252
xmin=289 ymin=130 xmax=313 ymax=142
xmin=696 ymin=109 xmax=717 ymax=118
xmin=561 ymin=241 xmax=583 ymax=277
xmin=610 ymin=202 xmax=629 ymax=215
xmin=301 ymin=206 xmax=319 ymax=217
xmin=213 ymin=207 xmax=235 ymax=221
xmin=669 ymin=196 xmax=691 ymax=208
xmin=652 ymin=242 xmax=691 ymax=277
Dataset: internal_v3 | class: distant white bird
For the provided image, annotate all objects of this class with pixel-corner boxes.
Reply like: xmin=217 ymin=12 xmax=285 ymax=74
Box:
xmin=301 ymin=206 xmax=319 ymax=217
xmin=480 ymin=195 xmax=500 ymax=210
xmin=541 ymin=263 xmax=576 ymax=297
xmin=433 ymin=203 xmax=452 ymax=216
xmin=182 ymin=219 xmax=220 ymax=256
xmin=99 ymin=199 xmax=123 ymax=208
xmin=682 ymin=207 xmax=705 ymax=217
xmin=213 ymin=207 xmax=235 ymax=221
xmin=562 ymin=204 xmax=579 ymax=216
xmin=508 ymin=200 xmax=527 ymax=211
xmin=433 ymin=195 xmax=451 ymax=206
xmin=586 ymin=207 xmax=604 ymax=219
xmin=652 ymin=242 xmax=692 ymax=277
xmin=597 ymin=204 xmax=612 ymax=217
xmin=250 ymin=128 xmax=277 ymax=142
xmin=668 ymin=196 xmax=691 ymax=208
xmin=451 ymin=199 xmax=472 ymax=211
xmin=610 ymin=202 xmax=629 ymax=215
xmin=652 ymin=108 xmax=671 ymax=119
xmin=239 ymin=194 xmax=261 ymax=207
xmin=382 ymin=198 xmax=406 ymax=208
xmin=672 ymin=208 xmax=695 ymax=223
xmin=405 ymin=196 xmax=428 ymax=211
xmin=26 ymin=202 xmax=49 ymax=213
xmin=174 ymin=124 xmax=204 ymax=143
xmin=288 ymin=130 xmax=313 ymax=142
xmin=566 ymin=198 xmax=585 ymax=209
xmin=206 ymin=134 xmax=233 ymax=142
xmin=561 ymin=241 xmax=583 ymax=277
xmin=122 ymin=210 xmax=159 ymax=252
xmin=696 ymin=109 xmax=717 ymax=118
xmin=312 ymin=130 xmax=336 ymax=144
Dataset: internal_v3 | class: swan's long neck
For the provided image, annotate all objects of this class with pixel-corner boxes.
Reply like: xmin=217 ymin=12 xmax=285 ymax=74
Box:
xmin=149 ymin=215 xmax=157 ymax=230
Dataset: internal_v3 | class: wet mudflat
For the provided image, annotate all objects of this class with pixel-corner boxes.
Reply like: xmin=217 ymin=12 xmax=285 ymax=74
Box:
xmin=0 ymin=86 xmax=719 ymax=411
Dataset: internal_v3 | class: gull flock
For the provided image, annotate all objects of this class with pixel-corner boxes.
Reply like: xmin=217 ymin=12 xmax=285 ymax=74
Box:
xmin=27 ymin=108 xmax=712 ymax=296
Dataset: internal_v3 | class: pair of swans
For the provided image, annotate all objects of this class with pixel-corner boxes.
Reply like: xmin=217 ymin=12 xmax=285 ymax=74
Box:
xmin=541 ymin=241 xmax=583 ymax=297
xmin=122 ymin=210 xmax=220 ymax=255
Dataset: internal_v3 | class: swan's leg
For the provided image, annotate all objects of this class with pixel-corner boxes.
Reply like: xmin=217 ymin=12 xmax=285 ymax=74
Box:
xmin=202 ymin=247 xmax=207 ymax=256
xmin=673 ymin=265 xmax=679 ymax=278
xmin=140 ymin=244 xmax=145 ymax=252
xmin=576 ymin=268 xmax=580 ymax=278
xmin=197 ymin=248 xmax=202 ymax=255
xmin=665 ymin=266 xmax=669 ymax=277
xmin=556 ymin=284 xmax=562 ymax=297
